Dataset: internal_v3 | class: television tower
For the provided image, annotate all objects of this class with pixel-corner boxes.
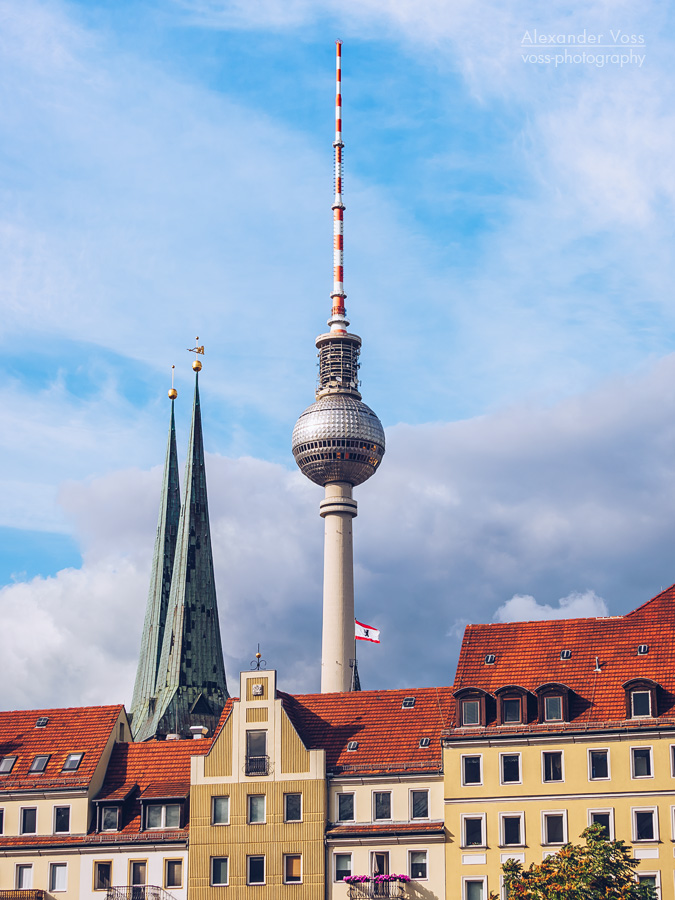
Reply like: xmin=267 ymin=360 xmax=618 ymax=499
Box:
xmin=292 ymin=41 xmax=386 ymax=693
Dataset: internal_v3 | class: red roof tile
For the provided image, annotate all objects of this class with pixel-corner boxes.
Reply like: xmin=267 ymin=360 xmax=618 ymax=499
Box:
xmin=448 ymin=584 xmax=675 ymax=734
xmin=279 ymin=687 xmax=453 ymax=775
xmin=0 ymin=705 xmax=123 ymax=793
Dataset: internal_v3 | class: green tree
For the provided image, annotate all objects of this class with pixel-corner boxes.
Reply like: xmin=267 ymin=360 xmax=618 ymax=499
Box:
xmin=491 ymin=825 xmax=657 ymax=900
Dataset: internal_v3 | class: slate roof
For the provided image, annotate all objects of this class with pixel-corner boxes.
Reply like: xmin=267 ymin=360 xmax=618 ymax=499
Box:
xmin=279 ymin=687 xmax=453 ymax=775
xmin=448 ymin=584 xmax=675 ymax=735
xmin=0 ymin=705 xmax=123 ymax=793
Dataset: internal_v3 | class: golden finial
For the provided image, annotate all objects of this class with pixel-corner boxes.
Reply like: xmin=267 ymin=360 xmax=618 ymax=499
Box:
xmin=188 ymin=337 xmax=204 ymax=371
xmin=168 ymin=365 xmax=178 ymax=400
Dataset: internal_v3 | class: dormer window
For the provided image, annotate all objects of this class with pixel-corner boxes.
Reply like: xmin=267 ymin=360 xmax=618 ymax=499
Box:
xmin=495 ymin=687 xmax=530 ymax=726
xmin=536 ymin=683 xmax=571 ymax=723
xmin=624 ymin=679 xmax=660 ymax=720
xmin=502 ymin=698 xmax=521 ymax=723
xmin=101 ymin=806 xmax=119 ymax=831
xmin=29 ymin=755 xmax=50 ymax=773
xmin=455 ymin=688 xmax=490 ymax=727
xmin=0 ymin=756 xmax=17 ymax=774
xmin=632 ymin=691 xmax=651 ymax=717
xmin=462 ymin=700 xmax=480 ymax=726
xmin=545 ymin=696 xmax=563 ymax=721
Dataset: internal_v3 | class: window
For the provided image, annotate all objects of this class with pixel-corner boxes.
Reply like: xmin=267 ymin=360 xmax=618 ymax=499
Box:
xmin=164 ymin=860 xmax=182 ymax=889
xmin=29 ymin=754 xmax=50 ymax=773
xmin=462 ymin=814 xmax=485 ymax=847
xmin=146 ymin=803 xmax=180 ymax=829
xmin=21 ymin=807 xmax=37 ymax=834
xmin=560 ymin=649 xmax=572 ymax=660
xmin=419 ymin=737 xmax=431 ymax=748
xmin=464 ymin=878 xmax=486 ymax=900
xmin=589 ymin=810 xmax=613 ymax=839
xmin=338 ymin=793 xmax=354 ymax=822
xmin=284 ymin=854 xmax=302 ymax=884
xmin=462 ymin=700 xmax=481 ymax=726
xmin=402 ymin=697 xmax=416 ymax=709
xmin=589 ymin=749 xmax=609 ymax=780
xmin=212 ymin=796 xmax=229 ymax=825
xmin=347 ymin=741 xmax=359 ymax=751
xmin=247 ymin=855 xmax=265 ymax=885
xmin=94 ymin=862 xmax=112 ymax=891
xmin=0 ymin=755 xmax=17 ymax=774
xmin=211 ymin=857 xmax=228 ymax=887
xmin=543 ymin=751 xmax=563 ymax=782
xmin=54 ymin=806 xmax=70 ymax=834
xmin=409 ymin=850 xmax=427 ymax=880
xmin=0 ymin=809 xmax=3 ymax=834
xmin=544 ymin=696 xmax=563 ymax=721
xmin=631 ymin=691 xmax=652 ymax=718
xmin=501 ymin=753 xmax=521 ymax=784
xmin=16 ymin=865 xmax=32 ymax=889
xmin=130 ymin=861 xmax=146 ymax=887
xmin=637 ymin=874 xmax=659 ymax=898
xmin=632 ymin=747 xmax=653 ymax=778
xmin=501 ymin=813 xmax=524 ymax=846
xmin=335 ymin=853 xmax=352 ymax=882
xmin=638 ymin=644 xmax=649 ymax=655
xmin=245 ymin=730 xmax=268 ymax=775
xmin=485 ymin=654 xmax=496 ymax=665
xmin=101 ymin=806 xmax=119 ymax=831
xmin=462 ymin=755 xmax=482 ymax=785
xmin=374 ymin=791 xmax=391 ymax=820
xmin=36 ymin=716 xmax=49 ymax=727
xmin=62 ymin=753 xmax=84 ymax=772
xmin=411 ymin=790 xmax=429 ymax=819
xmin=543 ymin=812 xmax=566 ymax=844
xmin=633 ymin=808 xmax=657 ymax=841
xmin=502 ymin=698 xmax=521 ymax=724
xmin=372 ymin=852 xmax=389 ymax=876
xmin=50 ymin=863 xmax=67 ymax=892
xmin=284 ymin=793 xmax=302 ymax=822
xmin=248 ymin=794 xmax=266 ymax=824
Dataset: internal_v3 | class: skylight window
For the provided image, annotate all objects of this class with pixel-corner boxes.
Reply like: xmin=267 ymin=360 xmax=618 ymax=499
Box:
xmin=0 ymin=756 xmax=17 ymax=774
xmin=35 ymin=717 xmax=49 ymax=728
xmin=29 ymin=755 xmax=50 ymax=773
xmin=484 ymin=654 xmax=496 ymax=665
xmin=419 ymin=737 xmax=430 ymax=748
xmin=62 ymin=753 xmax=84 ymax=772
xmin=401 ymin=697 xmax=415 ymax=709
xmin=638 ymin=645 xmax=649 ymax=655
xmin=347 ymin=741 xmax=359 ymax=751
xmin=560 ymin=650 xmax=572 ymax=660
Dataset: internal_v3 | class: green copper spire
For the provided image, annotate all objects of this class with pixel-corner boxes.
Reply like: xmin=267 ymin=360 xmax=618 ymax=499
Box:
xmin=139 ymin=372 xmax=228 ymax=740
xmin=129 ymin=398 xmax=181 ymax=739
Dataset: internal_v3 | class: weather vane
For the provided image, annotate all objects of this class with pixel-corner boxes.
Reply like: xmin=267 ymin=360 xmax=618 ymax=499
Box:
xmin=250 ymin=644 xmax=267 ymax=671
xmin=168 ymin=364 xmax=178 ymax=400
xmin=188 ymin=337 xmax=205 ymax=372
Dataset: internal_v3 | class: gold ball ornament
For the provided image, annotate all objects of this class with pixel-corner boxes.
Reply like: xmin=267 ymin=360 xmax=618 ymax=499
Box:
xmin=168 ymin=388 xmax=178 ymax=400
xmin=192 ymin=359 xmax=202 ymax=372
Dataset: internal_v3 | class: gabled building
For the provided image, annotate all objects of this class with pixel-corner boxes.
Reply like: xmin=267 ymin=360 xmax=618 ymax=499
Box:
xmin=442 ymin=585 xmax=675 ymax=900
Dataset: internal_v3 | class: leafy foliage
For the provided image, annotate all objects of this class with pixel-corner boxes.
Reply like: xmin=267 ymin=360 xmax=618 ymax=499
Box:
xmin=491 ymin=825 xmax=657 ymax=900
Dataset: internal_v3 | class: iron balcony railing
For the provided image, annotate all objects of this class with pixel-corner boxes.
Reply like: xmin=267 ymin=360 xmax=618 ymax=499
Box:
xmin=347 ymin=878 xmax=407 ymax=899
xmin=245 ymin=755 xmax=270 ymax=776
xmin=106 ymin=886 xmax=176 ymax=900
xmin=0 ymin=892 xmax=46 ymax=900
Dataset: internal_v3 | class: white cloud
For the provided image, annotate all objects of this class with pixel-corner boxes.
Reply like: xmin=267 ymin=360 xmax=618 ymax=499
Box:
xmin=493 ymin=590 xmax=608 ymax=623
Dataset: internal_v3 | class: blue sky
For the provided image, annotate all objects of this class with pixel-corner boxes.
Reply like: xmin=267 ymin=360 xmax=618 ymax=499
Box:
xmin=2 ymin=0 xmax=675 ymax=707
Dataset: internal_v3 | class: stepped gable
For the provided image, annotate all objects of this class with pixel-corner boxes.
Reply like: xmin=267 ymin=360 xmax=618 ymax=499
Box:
xmin=279 ymin=686 xmax=454 ymax=775
xmin=451 ymin=583 xmax=675 ymax=729
xmin=0 ymin=705 xmax=124 ymax=793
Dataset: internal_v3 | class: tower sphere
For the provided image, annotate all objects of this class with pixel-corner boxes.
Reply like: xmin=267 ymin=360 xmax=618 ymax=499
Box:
xmin=292 ymin=394 xmax=385 ymax=487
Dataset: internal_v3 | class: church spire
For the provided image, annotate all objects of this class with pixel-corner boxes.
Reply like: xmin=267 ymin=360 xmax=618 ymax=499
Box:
xmin=130 ymin=385 xmax=181 ymax=738
xmin=138 ymin=360 xmax=228 ymax=740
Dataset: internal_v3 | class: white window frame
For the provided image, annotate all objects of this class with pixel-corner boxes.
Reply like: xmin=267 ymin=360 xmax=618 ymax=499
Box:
xmin=333 ymin=852 xmax=352 ymax=882
xmin=100 ymin=806 xmax=119 ymax=832
xmin=146 ymin=802 xmax=180 ymax=829
xmin=408 ymin=848 xmax=428 ymax=881
xmin=631 ymin=746 xmax=654 ymax=780
xmin=632 ymin=806 xmax=659 ymax=842
xmin=631 ymin=690 xmax=652 ymax=718
xmin=499 ymin=811 xmax=525 ymax=847
xmin=246 ymin=855 xmax=266 ymax=886
xmin=20 ymin=807 xmax=37 ymax=835
xmin=211 ymin=796 xmax=230 ymax=826
xmin=461 ymin=753 xmax=483 ymax=786
xmin=670 ymin=744 xmax=675 ymax=777
xmin=336 ymin=792 xmax=355 ymax=822
xmin=372 ymin=790 xmax=392 ymax=821
xmin=210 ymin=857 xmax=229 ymax=887
xmin=541 ymin=750 xmax=565 ymax=783
xmin=53 ymin=805 xmax=71 ymax=834
xmin=461 ymin=812 xmax=487 ymax=849
xmin=637 ymin=871 xmax=661 ymax=898
xmin=49 ymin=862 xmax=68 ymax=893
xmin=410 ymin=788 xmax=430 ymax=820
xmin=587 ymin=748 xmax=610 ymax=781
xmin=462 ymin=875 xmax=487 ymax=900
xmin=541 ymin=809 xmax=568 ymax=845
xmin=15 ymin=864 xmax=33 ymax=890
xmin=544 ymin=695 xmax=563 ymax=722
xmin=500 ymin=751 xmax=522 ymax=785
xmin=247 ymin=794 xmax=266 ymax=825
xmin=283 ymin=792 xmax=302 ymax=823
xmin=588 ymin=807 xmax=615 ymax=839
xmin=461 ymin=699 xmax=481 ymax=726
xmin=283 ymin=853 xmax=302 ymax=885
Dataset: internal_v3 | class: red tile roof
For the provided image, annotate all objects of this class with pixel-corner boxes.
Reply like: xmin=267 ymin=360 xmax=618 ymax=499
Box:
xmin=0 ymin=705 xmax=123 ymax=793
xmin=279 ymin=687 xmax=454 ymax=775
xmin=448 ymin=585 xmax=675 ymax=734
xmin=95 ymin=737 xmax=211 ymax=835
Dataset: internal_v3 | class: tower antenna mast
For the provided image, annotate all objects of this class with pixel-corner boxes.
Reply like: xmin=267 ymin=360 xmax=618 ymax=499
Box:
xmin=331 ymin=40 xmax=347 ymax=335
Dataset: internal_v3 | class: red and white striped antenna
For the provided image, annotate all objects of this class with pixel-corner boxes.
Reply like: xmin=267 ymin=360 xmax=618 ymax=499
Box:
xmin=330 ymin=39 xmax=348 ymax=335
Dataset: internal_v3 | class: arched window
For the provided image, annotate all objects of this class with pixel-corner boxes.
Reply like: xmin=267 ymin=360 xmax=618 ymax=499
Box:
xmin=623 ymin=679 xmax=660 ymax=719
xmin=535 ymin=683 xmax=572 ymax=723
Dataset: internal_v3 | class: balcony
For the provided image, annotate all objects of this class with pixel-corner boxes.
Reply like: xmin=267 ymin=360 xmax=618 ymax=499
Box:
xmin=245 ymin=754 xmax=270 ymax=776
xmin=0 ymin=893 xmax=46 ymax=900
xmin=106 ymin=887 xmax=176 ymax=900
xmin=345 ymin=877 xmax=409 ymax=899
